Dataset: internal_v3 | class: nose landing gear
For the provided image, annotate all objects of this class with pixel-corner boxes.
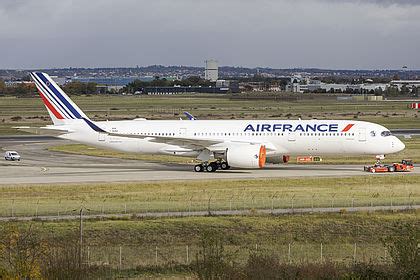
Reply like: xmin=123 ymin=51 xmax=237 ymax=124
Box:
xmin=375 ymin=154 xmax=385 ymax=165
xmin=194 ymin=161 xmax=230 ymax=172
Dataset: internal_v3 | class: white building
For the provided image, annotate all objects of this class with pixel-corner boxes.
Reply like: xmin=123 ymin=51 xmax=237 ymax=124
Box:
xmin=205 ymin=59 xmax=218 ymax=82
xmin=286 ymin=80 xmax=388 ymax=93
xmin=390 ymin=80 xmax=420 ymax=90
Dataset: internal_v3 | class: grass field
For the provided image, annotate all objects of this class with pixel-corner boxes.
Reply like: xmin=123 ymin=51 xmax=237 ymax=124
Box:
xmin=1 ymin=95 xmax=419 ymax=135
xmin=2 ymin=210 xmax=418 ymax=269
xmin=2 ymin=95 xmax=419 ymax=277
xmin=1 ymin=176 xmax=419 ymax=218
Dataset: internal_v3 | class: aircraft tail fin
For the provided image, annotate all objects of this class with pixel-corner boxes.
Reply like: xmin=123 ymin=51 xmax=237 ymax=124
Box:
xmin=30 ymin=72 xmax=106 ymax=133
xmin=30 ymin=72 xmax=89 ymax=125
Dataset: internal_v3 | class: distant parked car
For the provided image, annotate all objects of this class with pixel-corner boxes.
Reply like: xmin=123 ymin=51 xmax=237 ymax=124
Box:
xmin=4 ymin=151 xmax=21 ymax=161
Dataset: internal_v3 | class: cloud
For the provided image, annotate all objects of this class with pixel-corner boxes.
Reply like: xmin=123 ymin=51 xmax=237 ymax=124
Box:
xmin=320 ymin=0 xmax=420 ymax=6
xmin=0 ymin=0 xmax=419 ymax=69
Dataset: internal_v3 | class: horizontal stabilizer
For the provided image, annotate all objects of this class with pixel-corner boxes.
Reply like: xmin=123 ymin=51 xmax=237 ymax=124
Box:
xmin=13 ymin=126 xmax=73 ymax=136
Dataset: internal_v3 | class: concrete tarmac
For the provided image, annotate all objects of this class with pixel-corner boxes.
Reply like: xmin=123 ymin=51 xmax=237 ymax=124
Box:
xmin=1 ymin=135 xmax=419 ymax=185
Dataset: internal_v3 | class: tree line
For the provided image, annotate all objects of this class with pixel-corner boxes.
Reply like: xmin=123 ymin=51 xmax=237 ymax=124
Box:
xmin=1 ymin=76 xmax=418 ymax=97
xmin=122 ymin=76 xmax=213 ymax=94
xmin=0 ymin=76 xmax=214 ymax=96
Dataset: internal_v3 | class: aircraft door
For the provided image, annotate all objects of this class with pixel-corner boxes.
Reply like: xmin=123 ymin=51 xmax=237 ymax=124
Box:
xmin=179 ymin=128 xmax=187 ymax=137
xmin=358 ymin=128 xmax=366 ymax=142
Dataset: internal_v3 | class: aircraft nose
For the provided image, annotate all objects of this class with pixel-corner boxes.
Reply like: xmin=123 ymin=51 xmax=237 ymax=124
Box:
xmin=392 ymin=138 xmax=405 ymax=152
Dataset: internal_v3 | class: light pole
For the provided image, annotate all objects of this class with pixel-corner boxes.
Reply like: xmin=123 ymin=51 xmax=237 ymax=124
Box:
xmin=73 ymin=206 xmax=90 ymax=267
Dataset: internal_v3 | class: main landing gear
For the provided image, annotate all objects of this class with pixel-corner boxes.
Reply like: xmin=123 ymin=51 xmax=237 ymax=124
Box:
xmin=194 ymin=161 xmax=230 ymax=172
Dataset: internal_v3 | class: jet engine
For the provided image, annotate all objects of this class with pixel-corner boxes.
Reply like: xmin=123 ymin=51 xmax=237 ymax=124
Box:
xmin=226 ymin=145 xmax=266 ymax=169
xmin=266 ymin=155 xmax=290 ymax=164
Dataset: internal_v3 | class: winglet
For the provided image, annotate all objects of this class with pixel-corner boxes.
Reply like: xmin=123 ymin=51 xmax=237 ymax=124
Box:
xmin=184 ymin=111 xmax=197 ymax=120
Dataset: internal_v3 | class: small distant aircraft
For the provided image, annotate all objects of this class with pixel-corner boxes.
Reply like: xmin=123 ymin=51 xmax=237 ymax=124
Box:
xmin=184 ymin=111 xmax=197 ymax=120
xmin=20 ymin=72 xmax=405 ymax=172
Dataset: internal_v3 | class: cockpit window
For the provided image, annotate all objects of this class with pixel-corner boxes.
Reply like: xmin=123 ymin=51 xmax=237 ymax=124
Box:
xmin=370 ymin=131 xmax=376 ymax=137
xmin=381 ymin=131 xmax=392 ymax=137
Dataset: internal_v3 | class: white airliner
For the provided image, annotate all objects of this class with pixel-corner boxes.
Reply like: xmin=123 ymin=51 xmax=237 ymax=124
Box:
xmin=22 ymin=72 xmax=405 ymax=172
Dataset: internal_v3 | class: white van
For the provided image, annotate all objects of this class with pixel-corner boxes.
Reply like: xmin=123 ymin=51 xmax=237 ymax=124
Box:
xmin=4 ymin=151 xmax=21 ymax=161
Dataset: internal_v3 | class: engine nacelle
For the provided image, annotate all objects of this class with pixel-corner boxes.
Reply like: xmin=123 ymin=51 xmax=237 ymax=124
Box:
xmin=266 ymin=155 xmax=290 ymax=164
xmin=226 ymin=145 xmax=266 ymax=169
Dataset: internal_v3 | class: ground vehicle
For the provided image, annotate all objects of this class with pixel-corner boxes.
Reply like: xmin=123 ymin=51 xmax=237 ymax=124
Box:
xmin=393 ymin=159 xmax=414 ymax=172
xmin=364 ymin=164 xmax=394 ymax=173
xmin=364 ymin=159 xmax=414 ymax=173
xmin=4 ymin=151 xmax=21 ymax=161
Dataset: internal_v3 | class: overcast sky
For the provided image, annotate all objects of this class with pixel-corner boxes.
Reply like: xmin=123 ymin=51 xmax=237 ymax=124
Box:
xmin=1 ymin=0 xmax=419 ymax=70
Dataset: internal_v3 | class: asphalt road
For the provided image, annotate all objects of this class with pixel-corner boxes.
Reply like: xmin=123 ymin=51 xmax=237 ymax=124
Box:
xmin=0 ymin=204 xmax=417 ymax=222
xmin=1 ymin=135 xmax=419 ymax=185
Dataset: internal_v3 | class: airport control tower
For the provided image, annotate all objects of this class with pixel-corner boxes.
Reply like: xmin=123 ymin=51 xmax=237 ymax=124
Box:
xmin=204 ymin=59 xmax=218 ymax=82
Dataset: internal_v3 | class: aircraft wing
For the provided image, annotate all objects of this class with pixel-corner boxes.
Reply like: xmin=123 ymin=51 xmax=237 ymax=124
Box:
xmin=86 ymin=118 xmax=277 ymax=152
xmin=107 ymin=132 xmax=277 ymax=152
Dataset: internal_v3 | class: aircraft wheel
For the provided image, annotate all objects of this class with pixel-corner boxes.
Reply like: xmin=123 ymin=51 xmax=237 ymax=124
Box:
xmin=206 ymin=163 xmax=217 ymax=172
xmin=194 ymin=164 xmax=204 ymax=172
xmin=220 ymin=162 xmax=230 ymax=170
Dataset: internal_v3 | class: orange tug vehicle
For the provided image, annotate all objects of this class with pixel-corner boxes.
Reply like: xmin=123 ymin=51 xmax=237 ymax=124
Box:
xmin=364 ymin=159 xmax=414 ymax=173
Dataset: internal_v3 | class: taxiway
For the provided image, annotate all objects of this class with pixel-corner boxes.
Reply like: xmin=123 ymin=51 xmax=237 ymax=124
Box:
xmin=1 ymin=135 xmax=418 ymax=185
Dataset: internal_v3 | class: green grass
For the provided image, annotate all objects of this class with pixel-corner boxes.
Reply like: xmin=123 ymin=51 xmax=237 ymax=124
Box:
xmin=1 ymin=95 xmax=419 ymax=135
xmin=1 ymin=176 xmax=419 ymax=217
xmin=2 ymin=211 xmax=418 ymax=268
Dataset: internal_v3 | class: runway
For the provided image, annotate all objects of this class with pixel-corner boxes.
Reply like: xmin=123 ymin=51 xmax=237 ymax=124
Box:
xmin=1 ymin=135 xmax=418 ymax=185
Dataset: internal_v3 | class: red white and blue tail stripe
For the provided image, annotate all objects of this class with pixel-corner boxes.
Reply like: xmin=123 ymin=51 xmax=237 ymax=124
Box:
xmin=30 ymin=72 xmax=105 ymax=132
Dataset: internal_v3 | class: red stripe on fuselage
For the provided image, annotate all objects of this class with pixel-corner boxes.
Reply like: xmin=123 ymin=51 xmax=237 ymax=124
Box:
xmin=37 ymin=90 xmax=64 ymax=119
xmin=342 ymin=124 xmax=354 ymax=132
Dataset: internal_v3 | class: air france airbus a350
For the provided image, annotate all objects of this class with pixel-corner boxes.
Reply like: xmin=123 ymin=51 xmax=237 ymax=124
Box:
xmin=22 ymin=72 xmax=405 ymax=172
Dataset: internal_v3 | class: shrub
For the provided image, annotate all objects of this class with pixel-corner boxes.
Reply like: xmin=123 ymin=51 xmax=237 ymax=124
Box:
xmin=192 ymin=231 xmax=240 ymax=280
xmin=383 ymin=222 xmax=420 ymax=278
xmin=0 ymin=225 xmax=110 ymax=279
xmin=10 ymin=116 xmax=22 ymax=121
